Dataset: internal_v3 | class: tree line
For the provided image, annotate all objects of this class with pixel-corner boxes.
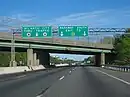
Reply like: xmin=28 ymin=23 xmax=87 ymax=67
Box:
xmin=0 ymin=52 xmax=27 ymax=67
xmin=113 ymin=29 xmax=130 ymax=65
xmin=50 ymin=56 xmax=75 ymax=65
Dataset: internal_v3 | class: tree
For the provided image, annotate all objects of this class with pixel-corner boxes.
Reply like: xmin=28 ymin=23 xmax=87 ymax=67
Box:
xmin=113 ymin=28 xmax=130 ymax=65
xmin=50 ymin=56 xmax=62 ymax=64
xmin=50 ymin=56 xmax=75 ymax=65
xmin=0 ymin=52 xmax=27 ymax=67
xmin=83 ymin=56 xmax=94 ymax=64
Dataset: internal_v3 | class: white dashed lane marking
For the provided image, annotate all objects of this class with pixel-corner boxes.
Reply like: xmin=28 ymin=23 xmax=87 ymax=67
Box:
xmin=59 ymin=76 xmax=65 ymax=80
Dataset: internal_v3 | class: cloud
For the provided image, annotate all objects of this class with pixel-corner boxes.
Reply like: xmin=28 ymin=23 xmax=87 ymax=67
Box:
xmin=0 ymin=13 xmax=38 ymax=32
xmin=0 ymin=13 xmax=37 ymax=29
xmin=11 ymin=14 xmax=36 ymax=22
xmin=46 ymin=8 xmax=130 ymax=28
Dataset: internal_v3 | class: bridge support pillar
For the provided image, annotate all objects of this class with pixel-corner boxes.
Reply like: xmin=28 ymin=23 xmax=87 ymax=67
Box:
xmin=36 ymin=59 xmax=40 ymax=66
xmin=101 ymin=52 xmax=105 ymax=65
xmin=33 ymin=53 xmax=37 ymax=66
xmin=27 ymin=49 xmax=33 ymax=66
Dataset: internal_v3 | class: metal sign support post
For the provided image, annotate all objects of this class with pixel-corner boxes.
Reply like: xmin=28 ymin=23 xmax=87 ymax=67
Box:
xmin=10 ymin=31 xmax=16 ymax=67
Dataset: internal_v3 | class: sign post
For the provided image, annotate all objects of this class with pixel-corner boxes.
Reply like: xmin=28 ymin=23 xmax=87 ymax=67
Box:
xmin=10 ymin=28 xmax=21 ymax=67
xmin=10 ymin=32 xmax=15 ymax=67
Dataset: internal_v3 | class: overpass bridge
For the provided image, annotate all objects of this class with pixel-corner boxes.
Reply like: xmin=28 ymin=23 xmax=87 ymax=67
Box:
xmin=0 ymin=27 xmax=127 ymax=67
xmin=0 ymin=32 xmax=114 ymax=67
xmin=2 ymin=27 xmax=128 ymax=67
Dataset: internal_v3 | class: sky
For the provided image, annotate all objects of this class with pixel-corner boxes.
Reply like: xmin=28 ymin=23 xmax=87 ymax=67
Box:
xmin=0 ymin=0 xmax=130 ymax=60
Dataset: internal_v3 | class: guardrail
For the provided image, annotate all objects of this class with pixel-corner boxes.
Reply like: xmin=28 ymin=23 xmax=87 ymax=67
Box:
xmin=102 ymin=65 xmax=130 ymax=72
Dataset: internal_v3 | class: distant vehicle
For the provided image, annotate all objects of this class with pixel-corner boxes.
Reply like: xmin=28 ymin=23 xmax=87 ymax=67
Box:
xmin=81 ymin=63 xmax=85 ymax=65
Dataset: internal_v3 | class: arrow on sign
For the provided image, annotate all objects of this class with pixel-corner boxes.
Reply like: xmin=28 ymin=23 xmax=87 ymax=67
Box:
xmin=60 ymin=32 xmax=63 ymax=36
xmin=36 ymin=33 xmax=38 ymax=36
xmin=83 ymin=31 xmax=86 ymax=36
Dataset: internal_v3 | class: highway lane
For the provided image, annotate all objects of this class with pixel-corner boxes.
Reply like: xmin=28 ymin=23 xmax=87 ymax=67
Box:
xmin=0 ymin=67 xmax=72 ymax=97
xmin=41 ymin=67 xmax=130 ymax=97
xmin=0 ymin=66 xmax=130 ymax=97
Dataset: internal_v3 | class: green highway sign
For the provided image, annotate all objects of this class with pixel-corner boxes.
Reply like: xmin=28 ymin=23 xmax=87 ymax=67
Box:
xmin=58 ymin=26 xmax=88 ymax=37
xmin=58 ymin=26 xmax=74 ymax=37
xmin=74 ymin=26 xmax=88 ymax=36
xmin=22 ymin=26 xmax=52 ymax=38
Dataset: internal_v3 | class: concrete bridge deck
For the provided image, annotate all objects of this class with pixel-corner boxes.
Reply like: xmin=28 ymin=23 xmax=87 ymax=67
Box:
xmin=0 ymin=32 xmax=113 ymax=50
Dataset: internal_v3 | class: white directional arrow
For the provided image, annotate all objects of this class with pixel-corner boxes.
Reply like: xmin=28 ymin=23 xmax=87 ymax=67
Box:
xmin=36 ymin=33 xmax=38 ymax=36
xmin=60 ymin=32 xmax=63 ymax=36
xmin=83 ymin=31 xmax=86 ymax=36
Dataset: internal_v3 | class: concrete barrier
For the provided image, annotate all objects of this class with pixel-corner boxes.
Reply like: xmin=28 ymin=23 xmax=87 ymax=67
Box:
xmin=0 ymin=65 xmax=45 ymax=75
xmin=55 ymin=63 xmax=69 ymax=67
xmin=31 ymin=65 xmax=45 ymax=70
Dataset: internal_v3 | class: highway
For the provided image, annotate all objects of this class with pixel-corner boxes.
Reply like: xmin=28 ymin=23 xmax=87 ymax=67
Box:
xmin=0 ymin=67 xmax=130 ymax=97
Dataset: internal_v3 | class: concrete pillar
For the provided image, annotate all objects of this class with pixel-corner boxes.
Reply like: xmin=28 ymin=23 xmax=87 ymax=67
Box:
xmin=27 ymin=49 xmax=33 ymax=66
xmin=101 ymin=52 xmax=105 ymax=65
xmin=36 ymin=59 xmax=40 ymax=66
xmin=33 ymin=53 xmax=37 ymax=66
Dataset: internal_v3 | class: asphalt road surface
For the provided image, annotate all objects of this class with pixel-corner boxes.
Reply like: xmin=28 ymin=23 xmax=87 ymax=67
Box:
xmin=0 ymin=66 xmax=130 ymax=97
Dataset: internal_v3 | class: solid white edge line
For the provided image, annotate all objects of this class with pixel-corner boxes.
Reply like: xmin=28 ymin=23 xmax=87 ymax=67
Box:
xmin=96 ymin=70 xmax=130 ymax=85
xmin=59 ymin=76 xmax=65 ymax=80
